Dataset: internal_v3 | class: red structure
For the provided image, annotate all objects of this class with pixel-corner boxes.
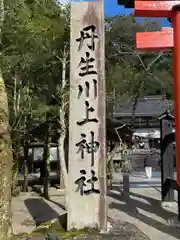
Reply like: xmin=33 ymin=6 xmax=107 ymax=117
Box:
xmin=118 ymin=0 xmax=180 ymax=219
xmin=134 ymin=1 xmax=180 ymax=187
xmin=136 ymin=27 xmax=173 ymax=51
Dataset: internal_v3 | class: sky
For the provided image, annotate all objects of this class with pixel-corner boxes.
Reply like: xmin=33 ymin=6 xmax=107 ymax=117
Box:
xmin=59 ymin=0 xmax=170 ymax=26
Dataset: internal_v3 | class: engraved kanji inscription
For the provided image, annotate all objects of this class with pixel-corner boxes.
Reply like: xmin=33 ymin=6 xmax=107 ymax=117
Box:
xmin=76 ymin=25 xmax=98 ymax=51
xmin=85 ymin=82 xmax=90 ymax=98
xmin=78 ymin=82 xmax=89 ymax=99
xmin=74 ymin=169 xmax=100 ymax=196
xmin=88 ymin=131 xmax=96 ymax=166
xmin=77 ymin=80 xmax=97 ymax=99
xmin=84 ymin=170 xmax=100 ymax=195
xmin=78 ymin=84 xmax=83 ymax=99
xmin=76 ymin=131 xmax=99 ymax=164
xmin=77 ymin=101 xmax=98 ymax=126
xmin=74 ymin=169 xmax=87 ymax=196
xmin=93 ymin=79 xmax=97 ymax=99
xmin=78 ymin=52 xmax=97 ymax=77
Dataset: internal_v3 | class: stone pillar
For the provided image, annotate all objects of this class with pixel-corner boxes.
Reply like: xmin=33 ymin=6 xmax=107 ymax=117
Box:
xmin=68 ymin=0 xmax=107 ymax=231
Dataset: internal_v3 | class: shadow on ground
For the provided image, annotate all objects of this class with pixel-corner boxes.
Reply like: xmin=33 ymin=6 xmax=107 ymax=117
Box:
xmin=108 ymin=185 xmax=180 ymax=239
xmin=18 ymin=174 xmax=60 ymax=187
xmin=24 ymin=198 xmax=60 ymax=226
xmin=113 ymin=180 xmax=161 ymax=189
xmin=49 ymin=199 xmax=66 ymax=211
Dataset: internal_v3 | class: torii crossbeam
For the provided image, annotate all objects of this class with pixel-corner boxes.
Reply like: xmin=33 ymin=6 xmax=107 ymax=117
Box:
xmin=136 ymin=27 xmax=173 ymax=51
xmin=135 ymin=1 xmax=180 ymax=17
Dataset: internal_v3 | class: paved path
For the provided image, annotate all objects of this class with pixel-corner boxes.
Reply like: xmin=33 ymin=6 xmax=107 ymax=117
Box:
xmin=12 ymin=170 xmax=180 ymax=240
xmin=121 ymin=171 xmax=176 ymax=188
xmin=108 ymin=171 xmax=180 ymax=240
xmin=12 ymin=190 xmax=66 ymax=235
xmin=130 ymin=150 xmax=160 ymax=171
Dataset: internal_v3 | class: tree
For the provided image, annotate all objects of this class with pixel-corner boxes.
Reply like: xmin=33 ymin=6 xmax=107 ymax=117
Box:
xmin=43 ymin=115 xmax=51 ymax=200
xmin=0 ymin=0 xmax=13 ymax=238
xmin=105 ymin=15 xmax=173 ymax=120
xmin=2 ymin=0 xmax=70 ymax=204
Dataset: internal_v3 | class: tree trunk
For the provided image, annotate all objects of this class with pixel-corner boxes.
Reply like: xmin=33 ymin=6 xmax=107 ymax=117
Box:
xmin=0 ymin=1 xmax=13 ymax=236
xmin=0 ymin=71 xmax=13 ymax=239
xmin=11 ymin=141 xmax=20 ymax=196
xmin=58 ymin=114 xmax=68 ymax=200
xmin=23 ymin=105 xmax=31 ymax=192
xmin=43 ymin=122 xmax=51 ymax=200
xmin=12 ymin=73 xmax=21 ymax=195
xmin=13 ymin=75 xmax=17 ymax=117
xmin=23 ymin=140 xmax=28 ymax=192
xmin=57 ymin=48 xmax=68 ymax=208
xmin=107 ymin=148 xmax=117 ymax=190
xmin=16 ymin=79 xmax=21 ymax=114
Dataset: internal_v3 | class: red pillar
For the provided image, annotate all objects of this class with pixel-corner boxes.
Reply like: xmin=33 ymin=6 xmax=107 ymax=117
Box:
xmin=173 ymin=6 xmax=180 ymax=186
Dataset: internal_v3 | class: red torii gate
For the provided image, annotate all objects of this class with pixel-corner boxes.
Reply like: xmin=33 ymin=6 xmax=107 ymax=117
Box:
xmin=118 ymin=0 xmax=180 ymax=218
xmin=135 ymin=1 xmax=180 ymax=187
xmin=134 ymin=1 xmax=180 ymax=219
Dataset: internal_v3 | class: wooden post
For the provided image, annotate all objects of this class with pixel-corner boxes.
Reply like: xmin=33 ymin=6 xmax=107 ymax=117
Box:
xmin=68 ymin=0 xmax=107 ymax=231
xmin=159 ymin=114 xmax=174 ymax=202
xmin=123 ymin=173 xmax=130 ymax=201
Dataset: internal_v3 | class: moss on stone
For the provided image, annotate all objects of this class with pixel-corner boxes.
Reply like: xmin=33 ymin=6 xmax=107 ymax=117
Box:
xmin=11 ymin=233 xmax=27 ymax=240
xmin=16 ymin=213 xmax=99 ymax=239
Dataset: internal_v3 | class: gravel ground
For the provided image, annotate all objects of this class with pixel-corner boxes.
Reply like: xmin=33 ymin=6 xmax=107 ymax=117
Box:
xmin=21 ymin=218 xmax=150 ymax=240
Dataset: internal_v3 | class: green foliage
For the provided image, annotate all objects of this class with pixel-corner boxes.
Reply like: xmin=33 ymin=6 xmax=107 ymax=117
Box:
xmin=2 ymin=0 xmax=70 ymax=147
xmin=105 ymin=15 xmax=173 ymax=115
xmin=1 ymin=2 xmax=173 ymax=141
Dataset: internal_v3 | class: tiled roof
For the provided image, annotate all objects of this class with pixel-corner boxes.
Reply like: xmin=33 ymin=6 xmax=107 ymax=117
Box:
xmin=114 ymin=96 xmax=173 ymax=117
